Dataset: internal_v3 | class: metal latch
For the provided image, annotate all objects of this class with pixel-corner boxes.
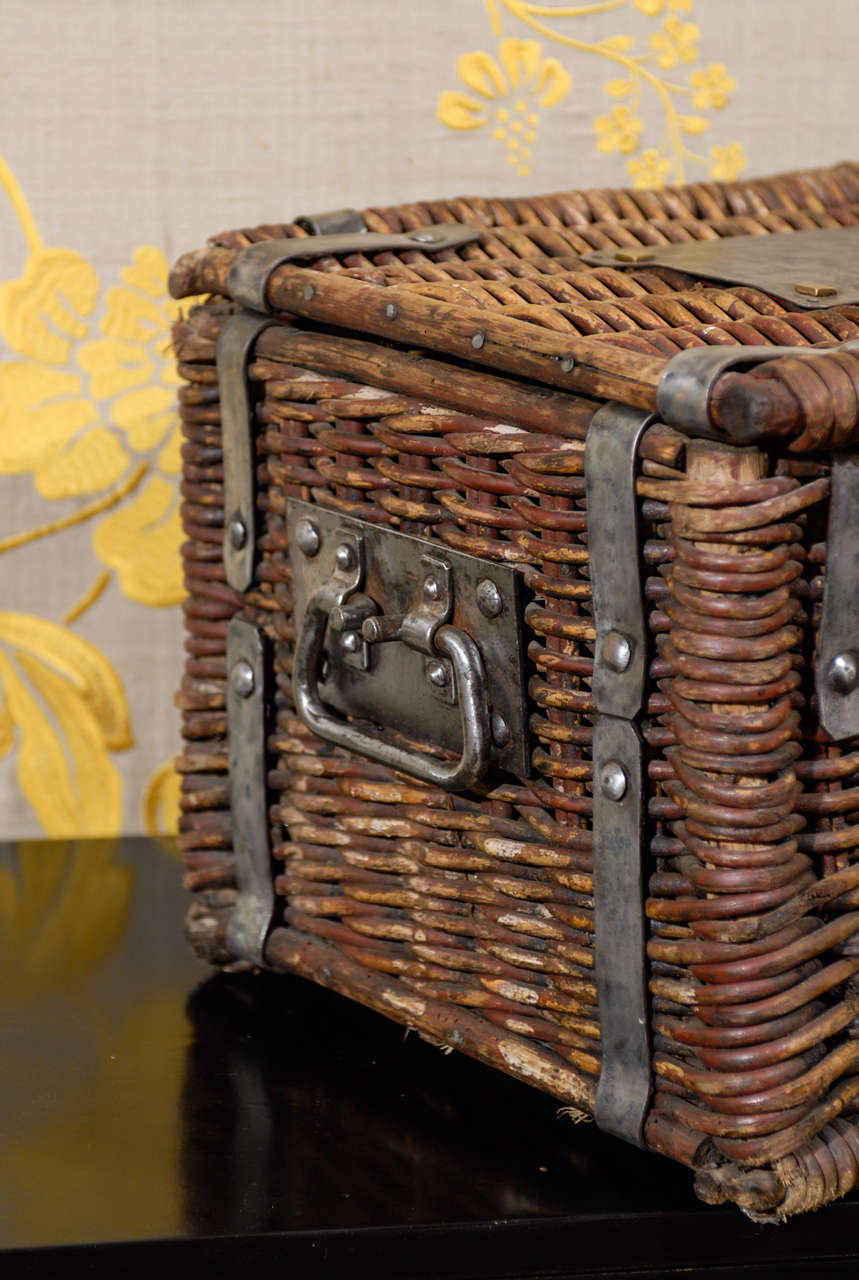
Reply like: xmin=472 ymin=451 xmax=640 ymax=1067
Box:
xmin=287 ymin=500 xmax=527 ymax=789
xmin=580 ymin=224 xmax=859 ymax=310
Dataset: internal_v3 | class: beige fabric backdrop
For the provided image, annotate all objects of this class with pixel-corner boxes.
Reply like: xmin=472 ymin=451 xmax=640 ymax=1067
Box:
xmin=1 ymin=0 xmax=857 ymax=839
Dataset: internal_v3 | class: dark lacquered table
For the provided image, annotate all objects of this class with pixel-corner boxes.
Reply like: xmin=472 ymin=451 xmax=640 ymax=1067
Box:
xmin=2 ymin=836 xmax=858 ymax=1279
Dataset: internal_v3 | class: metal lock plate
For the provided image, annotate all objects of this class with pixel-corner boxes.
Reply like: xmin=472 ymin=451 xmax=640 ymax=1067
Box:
xmin=580 ymin=225 xmax=859 ymax=310
xmin=287 ymin=500 xmax=528 ymax=781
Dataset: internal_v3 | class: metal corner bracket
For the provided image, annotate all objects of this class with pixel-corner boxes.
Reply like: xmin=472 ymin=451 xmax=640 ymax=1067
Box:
xmin=226 ymin=617 xmax=275 ymax=965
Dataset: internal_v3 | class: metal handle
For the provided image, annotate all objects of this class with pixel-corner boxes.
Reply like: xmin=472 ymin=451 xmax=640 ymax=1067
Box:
xmin=293 ymin=583 xmax=491 ymax=790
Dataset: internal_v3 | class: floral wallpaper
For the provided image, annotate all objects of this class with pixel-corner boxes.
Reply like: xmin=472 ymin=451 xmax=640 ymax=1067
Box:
xmin=0 ymin=154 xmax=198 ymax=839
xmin=8 ymin=0 xmax=850 ymax=842
xmin=438 ymin=0 xmax=744 ymax=186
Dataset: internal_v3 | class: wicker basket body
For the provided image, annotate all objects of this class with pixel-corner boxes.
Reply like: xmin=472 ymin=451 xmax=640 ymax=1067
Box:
xmin=171 ymin=163 xmax=859 ymax=1219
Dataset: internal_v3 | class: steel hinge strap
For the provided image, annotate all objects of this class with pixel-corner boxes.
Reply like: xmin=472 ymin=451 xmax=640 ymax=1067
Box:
xmin=585 ymin=402 xmax=655 ymax=1147
xmin=227 ymin=224 xmax=482 ymax=314
xmin=226 ymin=617 xmax=275 ymax=965
xmin=216 ymin=313 xmax=277 ymax=592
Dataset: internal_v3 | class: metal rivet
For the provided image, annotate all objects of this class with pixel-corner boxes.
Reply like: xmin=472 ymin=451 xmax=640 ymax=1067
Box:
xmin=385 ymin=301 xmax=398 ymax=319
xmin=471 ymin=331 xmax=486 ymax=350
xmin=559 ymin=355 xmax=575 ymax=374
xmin=342 ymin=632 xmax=361 ymax=654
xmin=296 ymin=518 xmax=321 ymax=557
xmin=303 ymin=284 xmax=315 ymax=301
xmin=477 ymin=578 xmax=503 ymax=619
xmin=423 ymin=576 xmax=441 ymax=601
xmin=615 ymin=248 xmax=656 ymax=264
xmin=229 ymin=515 xmax=248 ymax=550
xmin=603 ymin=629 xmax=633 ymax=674
xmin=600 ymin=760 xmax=628 ymax=802
xmin=335 ymin=544 xmax=355 ymax=571
xmin=411 ymin=228 xmax=440 ymax=244
xmin=795 ymin=282 xmax=839 ymax=298
xmin=230 ymin=659 xmax=255 ymax=699
xmin=427 ymin=660 xmax=449 ymax=687
xmin=827 ymin=650 xmax=859 ymax=695
xmin=491 ymin=712 xmax=510 ymax=748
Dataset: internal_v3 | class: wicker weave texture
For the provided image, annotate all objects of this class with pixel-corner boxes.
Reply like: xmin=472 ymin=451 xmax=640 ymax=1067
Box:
xmin=174 ymin=164 xmax=859 ymax=1220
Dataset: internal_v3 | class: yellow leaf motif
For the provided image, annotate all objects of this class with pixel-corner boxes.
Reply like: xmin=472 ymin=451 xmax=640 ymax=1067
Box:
xmin=439 ymin=38 xmax=572 ymax=177
xmin=604 ymin=78 xmax=633 ymax=99
xmin=0 ymin=616 xmax=132 ymax=836
xmin=0 ymin=840 xmax=133 ymax=1005
xmin=678 ymin=115 xmax=711 ymax=135
xmin=92 ymin=475 xmax=184 ymax=607
xmin=0 ymin=362 xmax=99 ymax=472
xmin=144 ymin=759 xmax=181 ymax=839
xmin=34 ymin=426 xmax=129 ymax=501
xmin=0 ymin=247 xmax=99 ymax=364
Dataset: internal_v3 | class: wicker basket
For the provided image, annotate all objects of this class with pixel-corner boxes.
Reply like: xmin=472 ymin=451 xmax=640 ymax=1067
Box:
xmin=171 ymin=162 xmax=859 ymax=1220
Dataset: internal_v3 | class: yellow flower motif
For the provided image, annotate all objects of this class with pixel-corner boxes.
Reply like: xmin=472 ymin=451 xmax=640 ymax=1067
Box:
xmin=635 ymin=0 xmax=693 ymax=13
xmin=710 ymin=142 xmax=747 ymax=182
xmin=690 ymin=62 xmax=736 ymax=111
xmin=594 ymin=105 xmax=644 ymax=156
xmin=0 ymin=157 xmax=201 ymax=608
xmin=438 ymin=37 xmax=572 ymax=177
xmin=627 ymin=148 xmax=673 ymax=189
xmin=649 ymin=17 xmax=700 ymax=69
xmin=0 ymin=613 xmax=132 ymax=836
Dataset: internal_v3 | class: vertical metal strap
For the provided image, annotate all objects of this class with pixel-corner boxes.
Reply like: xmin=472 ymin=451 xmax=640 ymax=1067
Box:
xmin=585 ymin=403 xmax=655 ymax=1148
xmin=226 ymin=617 xmax=274 ymax=965
xmin=217 ymin=314 xmax=276 ymax=592
xmin=591 ymin=716 xmax=648 ymax=1144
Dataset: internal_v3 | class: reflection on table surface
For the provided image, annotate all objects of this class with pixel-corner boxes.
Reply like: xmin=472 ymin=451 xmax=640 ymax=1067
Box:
xmin=1 ymin=836 xmax=856 ymax=1272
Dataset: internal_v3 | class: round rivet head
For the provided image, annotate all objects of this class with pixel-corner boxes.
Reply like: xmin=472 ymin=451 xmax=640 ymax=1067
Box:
xmin=303 ymin=283 xmax=315 ymax=301
xmin=230 ymin=659 xmax=255 ymax=699
xmin=342 ymin=631 xmax=361 ymax=654
xmin=423 ymin=576 xmax=441 ymax=601
xmin=559 ymin=355 xmax=575 ymax=374
xmin=335 ymin=543 xmax=355 ymax=571
xmin=827 ymin=649 xmax=859 ymax=695
xmin=427 ymin=659 xmax=449 ymax=687
xmin=600 ymin=759 xmax=628 ymax=802
xmin=491 ymin=712 xmax=511 ymax=748
xmin=385 ymin=301 xmax=398 ymax=320
xmin=296 ymin=518 xmax=321 ymax=557
xmin=603 ymin=629 xmax=633 ymax=674
xmin=477 ymin=578 xmax=503 ymax=619
xmin=228 ymin=515 xmax=248 ymax=550
xmin=411 ymin=228 xmax=441 ymax=244
xmin=471 ymin=331 xmax=486 ymax=350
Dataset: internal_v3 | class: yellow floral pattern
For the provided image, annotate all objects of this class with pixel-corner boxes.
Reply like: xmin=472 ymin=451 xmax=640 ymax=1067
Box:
xmin=438 ymin=0 xmax=746 ymax=188
xmin=438 ymin=37 xmax=572 ymax=176
xmin=0 ymin=152 xmax=198 ymax=837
